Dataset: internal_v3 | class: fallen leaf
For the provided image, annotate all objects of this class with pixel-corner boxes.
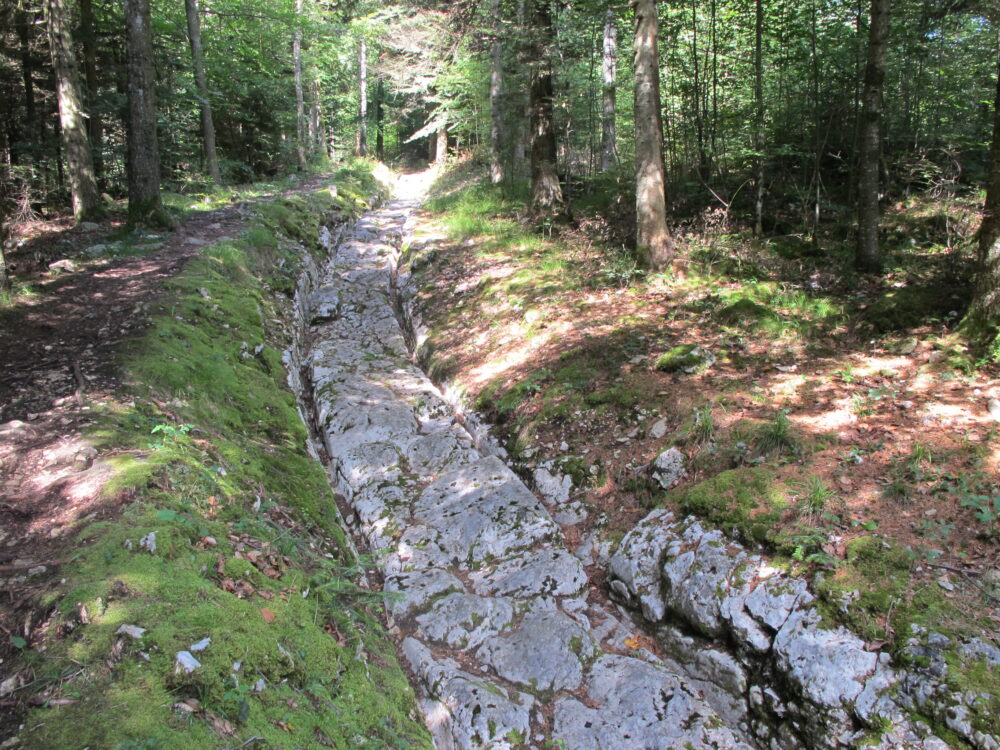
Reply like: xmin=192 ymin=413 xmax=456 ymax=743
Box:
xmin=261 ymin=608 xmax=276 ymax=623
xmin=623 ymin=634 xmax=641 ymax=650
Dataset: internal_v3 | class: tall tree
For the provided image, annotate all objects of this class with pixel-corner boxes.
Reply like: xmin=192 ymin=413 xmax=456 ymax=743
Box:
xmin=79 ymin=0 xmax=103 ymax=185
xmin=753 ymin=0 xmax=765 ymax=236
xmin=964 ymin=43 xmax=1000 ymax=355
xmin=632 ymin=0 xmax=672 ymax=268
xmin=855 ymin=0 xmax=890 ymax=272
xmin=528 ymin=0 xmax=563 ymax=212
xmin=600 ymin=8 xmax=618 ymax=172
xmin=45 ymin=0 xmax=100 ymax=222
xmin=358 ymin=37 xmax=368 ymax=157
xmin=489 ymin=0 xmax=505 ymax=183
xmin=124 ymin=0 xmax=168 ymax=226
xmin=293 ymin=0 xmax=307 ymax=170
xmin=184 ymin=0 xmax=221 ymax=184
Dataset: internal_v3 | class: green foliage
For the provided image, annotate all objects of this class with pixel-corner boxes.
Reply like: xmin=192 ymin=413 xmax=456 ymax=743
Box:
xmin=655 ymin=344 xmax=712 ymax=374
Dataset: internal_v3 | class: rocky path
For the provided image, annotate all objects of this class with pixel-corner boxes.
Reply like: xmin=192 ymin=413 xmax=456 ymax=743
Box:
xmin=303 ymin=175 xmax=749 ymax=749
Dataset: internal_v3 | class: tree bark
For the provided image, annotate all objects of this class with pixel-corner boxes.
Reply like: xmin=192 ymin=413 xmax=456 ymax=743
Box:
xmin=489 ymin=0 xmax=505 ymax=184
xmin=124 ymin=0 xmax=168 ymax=227
xmin=632 ymin=0 xmax=672 ymax=268
xmin=357 ymin=38 xmax=368 ymax=157
xmin=600 ymin=9 xmax=618 ymax=172
xmin=46 ymin=0 xmax=100 ymax=223
xmin=375 ymin=77 xmax=384 ymax=161
xmin=293 ymin=0 xmax=307 ymax=170
xmin=79 ymin=0 xmax=103 ymax=186
xmin=754 ymin=0 xmax=765 ymax=237
xmin=312 ymin=79 xmax=327 ymax=159
xmin=15 ymin=9 xmax=36 ymax=162
xmin=185 ymin=0 xmax=221 ymax=184
xmin=855 ymin=0 xmax=890 ymax=272
xmin=528 ymin=0 xmax=563 ymax=213
xmin=435 ymin=124 xmax=448 ymax=164
xmin=964 ymin=45 xmax=1000 ymax=354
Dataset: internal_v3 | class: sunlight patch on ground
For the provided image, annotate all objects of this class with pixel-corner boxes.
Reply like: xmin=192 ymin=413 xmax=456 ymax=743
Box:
xmin=798 ymin=404 xmax=857 ymax=432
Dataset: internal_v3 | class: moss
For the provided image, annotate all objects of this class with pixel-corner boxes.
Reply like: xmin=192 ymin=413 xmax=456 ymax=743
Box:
xmin=656 ymin=344 xmax=712 ymax=374
xmin=716 ymin=296 xmax=780 ymax=328
xmin=14 ymin=165 xmax=430 ymax=750
xmin=671 ymin=468 xmax=788 ymax=545
xmin=864 ymin=285 xmax=965 ymax=332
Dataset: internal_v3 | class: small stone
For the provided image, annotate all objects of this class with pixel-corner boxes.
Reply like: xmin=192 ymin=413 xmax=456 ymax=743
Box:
xmin=559 ymin=441 xmax=569 ymax=451
xmin=253 ymin=678 xmax=266 ymax=693
xmin=80 ymin=221 xmax=100 ymax=231
xmin=189 ymin=637 xmax=211 ymax=652
xmin=175 ymin=651 xmax=202 ymax=673
xmin=937 ymin=576 xmax=955 ymax=592
xmin=649 ymin=418 xmax=669 ymax=440
xmin=117 ymin=624 xmax=147 ymax=639
xmin=27 ymin=565 xmax=46 ymax=576
xmin=48 ymin=259 xmax=76 ymax=274
xmin=650 ymin=447 xmax=686 ymax=489
xmin=988 ymin=399 xmax=1000 ymax=422
xmin=139 ymin=531 xmax=157 ymax=553
xmin=83 ymin=243 xmax=109 ymax=256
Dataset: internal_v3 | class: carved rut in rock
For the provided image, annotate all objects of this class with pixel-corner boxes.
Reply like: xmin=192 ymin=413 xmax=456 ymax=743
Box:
xmin=300 ymin=177 xmax=751 ymax=749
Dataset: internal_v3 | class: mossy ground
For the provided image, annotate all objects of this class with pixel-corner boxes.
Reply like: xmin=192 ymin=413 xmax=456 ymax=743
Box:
xmin=404 ymin=158 xmax=999 ymax=740
xmin=8 ymin=161 xmax=430 ymax=749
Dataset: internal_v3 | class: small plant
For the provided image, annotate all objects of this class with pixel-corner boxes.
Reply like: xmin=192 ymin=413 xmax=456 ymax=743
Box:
xmin=756 ymin=410 xmax=800 ymax=456
xmin=793 ymin=476 xmax=836 ymax=520
xmin=148 ymin=422 xmax=194 ymax=450
xmin=916 ymin=518 xmax=956 ymax=541
xmin=960 ymin=492 xmax=1000 ymax=538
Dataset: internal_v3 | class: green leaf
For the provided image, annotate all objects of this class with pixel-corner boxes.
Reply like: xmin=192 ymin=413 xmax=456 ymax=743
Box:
xmin=11 ymin=636 xmax=27 ymax=649
xmin=155 ymin=509 xmax=178 ymax=522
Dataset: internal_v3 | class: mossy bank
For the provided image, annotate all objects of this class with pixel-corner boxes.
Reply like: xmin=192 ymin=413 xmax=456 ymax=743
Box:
xmin=5 ymin=162 xmax=432 ymax=750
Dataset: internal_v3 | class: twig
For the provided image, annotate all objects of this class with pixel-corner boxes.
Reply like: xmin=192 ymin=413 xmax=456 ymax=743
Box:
xmin=926 ymin=562 xmax=978 ymax=576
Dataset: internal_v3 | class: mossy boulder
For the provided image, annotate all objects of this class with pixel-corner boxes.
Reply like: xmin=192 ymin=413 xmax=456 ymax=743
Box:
xmin=716 ymin=296 xmax=780 ymax=328
xmin=671 ymin=467 xmax=787 ymax=544
xmin=656 ymin=344 xmax=716 ymax=374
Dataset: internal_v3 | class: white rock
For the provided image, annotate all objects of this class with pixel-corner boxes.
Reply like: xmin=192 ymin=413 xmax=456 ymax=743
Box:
xmin=116 ymin=624 xmax=147 ymax=639
xmin=175 ymin=651 xmax=202 ymax=673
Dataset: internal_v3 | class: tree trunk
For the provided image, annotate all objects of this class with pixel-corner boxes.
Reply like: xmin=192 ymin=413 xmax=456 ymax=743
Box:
xmin=754 ymin=0 xmax=765 ymax=237
xmin=124 ymin=0 xmax=168 ymax=227
xmin=0 ymin=192 xmax=9 ymax=292
xmin=600 ymin=9 xmax=618 ymax=172
xmin=17 ymin=9 xmax=37 ymax=159
xmin=46 ymin=0 xmax=100 ymax=223
xmin=489 ymin=0 xmax=505 ymax=184
xmin=964 ymin=46 xmax=1000 ymax=354
xmin=184 ymin=0 xmax=221 ymax=184
xmin=435 ymin=125 xmax=448 ymax=164
xmin=855 ymin=0 xmax=890 ymax=272
xmin=375 ymin=77 xmax=384 ymax=161
xmin=79 ymin=0 xmax=103 ymax=186
xmin=357 ymin=38 xmax=368 ymax=157
xmin=632 ymin=0 xmax=672 ymax=268
xmin=293 ymin=0 xmax=307 ymax=170
xmin=312 ymin=79 xmax=327 ymax=159
xmin=528 ymin=0 xmax=563 ymax=213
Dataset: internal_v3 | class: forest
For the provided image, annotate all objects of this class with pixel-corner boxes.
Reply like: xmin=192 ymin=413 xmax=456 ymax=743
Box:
xmin=2 ymin=0 xmax=1000 ymax=747
xmin=1 ymin=0 xmax=998 ymax=345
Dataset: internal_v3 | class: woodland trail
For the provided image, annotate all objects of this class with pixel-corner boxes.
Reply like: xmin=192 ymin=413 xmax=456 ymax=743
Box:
xmin=304 ymin=172 xmax=750 ymax=749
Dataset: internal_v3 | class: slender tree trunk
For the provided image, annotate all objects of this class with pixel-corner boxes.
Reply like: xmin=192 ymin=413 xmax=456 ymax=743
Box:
xmin=512 ymin=0 xmax=529 ymax=177
xmin=79 ymin=0 xmax=104 ymax=186
xmin=124 ymin=0 xmax=168 ymax=227
xmin=632 ymin=0 xmax=672 ymax=268
xmin=489 ymin=0 xmax=505 ymax=184
xmin=17 ymin=12 xmax=37 ymax=138
xmin=185 ymin=0 xmax=221 ymax=184
xmin=435 ymin=125 xmax=448 ymax=164
xmin=754 ymin=0 xmax=765 ymax=237
xmin=357 ymin=38 xmax=368 ymax=157
xmin=528 ymin=0 xmax=563 ymax=212
xmin=964 ymin=46 xmax=1000 ymax=352
xmin=293 ymin=0 xmax=307 ymax=170
xmin=856 ymin=0 xmax=890 ymax=272
xmin=46 ymin=0 xmax=100 ymax=222
xmin=375 ymin=77 xmax=384 ymax=161
xmin=600 ymin=9 xmax=618 ymax=172
xmin=0 ymin=190 xmax=9 ymax=291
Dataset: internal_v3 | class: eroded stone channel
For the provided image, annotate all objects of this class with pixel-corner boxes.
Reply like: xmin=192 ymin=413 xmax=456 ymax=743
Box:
xmin=294 ymin=177 xmax=977 ymax=750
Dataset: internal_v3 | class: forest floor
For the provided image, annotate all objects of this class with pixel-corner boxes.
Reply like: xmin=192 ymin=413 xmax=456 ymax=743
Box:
xmin=0 ymin=169 xmax=432 ymax=749
xmin=405 ymin=160 xmax=1000 ymax=661
xmin=0 ymin=176 xmax=324 ymax=647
